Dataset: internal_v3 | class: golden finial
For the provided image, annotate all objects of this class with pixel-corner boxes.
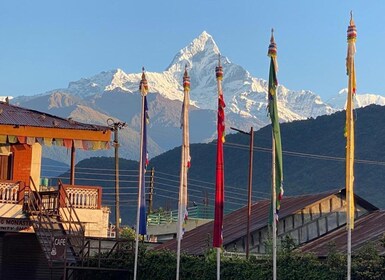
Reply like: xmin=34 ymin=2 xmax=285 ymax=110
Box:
xmin=268 ymin=28 xmax=277 ymax=57
xmin=183 ymin=64 xmax=190 ymax=90
xmin=216 ymin=54 xmax=223 ymax=80
xmin=347 ymin=11 xmax=357 ymax=42
xmin=139 ymin=67 xmax=148 ymax=94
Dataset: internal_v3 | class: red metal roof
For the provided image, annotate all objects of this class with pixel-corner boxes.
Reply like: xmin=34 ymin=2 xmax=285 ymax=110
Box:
xmin=156 ymin=189 xmax=347 ymax=255
xmin=299 ymin=210 xmax=385 ymax=256
xmin=0 ymin=101 xmax=110 ymax=132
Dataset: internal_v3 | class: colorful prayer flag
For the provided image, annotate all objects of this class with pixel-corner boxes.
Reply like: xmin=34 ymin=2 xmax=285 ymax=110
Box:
xmin=345 ymin=14 xmax=357 ymax=230
xmin=213 ymin=58 xmax=225 ymax=248
xmin=139 ymin=70 xmax=149 ymax=235
xmin=178 ymin=66 xmax=191 ymax=239
xmin=267 ymin=31 xmax=284 ymax=224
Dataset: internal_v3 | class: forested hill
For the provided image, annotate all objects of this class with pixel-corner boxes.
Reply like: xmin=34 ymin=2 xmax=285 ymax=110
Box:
xmin=149 ymin=104 xmax=385 ymax=210
xmin=59 ymin=104 xmax=385 ymax=224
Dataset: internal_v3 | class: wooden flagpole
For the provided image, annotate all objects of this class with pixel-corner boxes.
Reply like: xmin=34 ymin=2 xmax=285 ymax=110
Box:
xmin=134 ymin=68 xmax=147 ymax=280
xmin=177 ymin=66 xmax=190 ymax=280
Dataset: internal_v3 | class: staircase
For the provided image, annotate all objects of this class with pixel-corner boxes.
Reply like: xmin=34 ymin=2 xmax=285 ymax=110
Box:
xmin=25 ymin=177 xmax=86 ymax=277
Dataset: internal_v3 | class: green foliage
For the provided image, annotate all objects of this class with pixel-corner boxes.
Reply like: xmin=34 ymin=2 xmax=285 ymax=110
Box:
xmin=120 ymin=226 xmax=136 ymax=240
xmin=77 ymin=240 xmax=385 ymax=279
xmin=352 ymin=242 xmax=385 ymax=280
xmin=381 ymin=233 xmax=385 ymax=248
xmin=325 ymin=242 xmax=346 ymax=280
xmin=280 ymin=234 xmax=297 ymax=254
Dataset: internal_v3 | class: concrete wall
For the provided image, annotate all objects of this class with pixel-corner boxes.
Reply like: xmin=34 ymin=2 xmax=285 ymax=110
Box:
xmin=71 ymin=206 xmax=110 ymax=238
xmin=30 ymin=143 xmax=42 ymax=190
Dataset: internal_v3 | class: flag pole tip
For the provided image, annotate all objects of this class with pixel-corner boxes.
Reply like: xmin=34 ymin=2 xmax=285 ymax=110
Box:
xmin=184 ymin=64 xmax=189 ymax=77
xmin=270 ymin=28 xmax=275 ymax=43
xmin=349 ymin=11 xmax=355 ymax=26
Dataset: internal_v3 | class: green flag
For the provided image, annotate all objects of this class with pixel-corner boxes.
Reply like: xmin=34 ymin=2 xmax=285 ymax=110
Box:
xmin=268 ymin=32 xmax=284 ymax=224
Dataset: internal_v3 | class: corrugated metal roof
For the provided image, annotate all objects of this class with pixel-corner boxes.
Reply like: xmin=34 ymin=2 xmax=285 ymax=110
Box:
xmin=299 ymin=210 xmax=385 ymax=256
xmin=0 ymin=101 xmax=110 ymax=132
xmin=156 ymin=189 xmax=346 ymax=255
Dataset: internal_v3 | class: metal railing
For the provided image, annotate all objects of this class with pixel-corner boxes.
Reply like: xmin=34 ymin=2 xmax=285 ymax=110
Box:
xmin=25 ymin=177 xmax=86 ymax=266
xmin=147 ymin=205 xmax=214 ymax=225
xmin=26 ymin=177 xmax=59 ymax=263
xmin=57 ymin=180 xmax=86 ymax=261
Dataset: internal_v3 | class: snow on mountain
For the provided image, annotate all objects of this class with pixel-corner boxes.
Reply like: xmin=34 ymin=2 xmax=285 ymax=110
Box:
xmin=9 ymin=31 xmax=385 ymax=163
xmin=38 ymin=31 xmax=365 ymax=127
xmin=0 ymin=96 xmax=12 ymax=102
xmin=158 ymin=31 xmax=337 ymax=124
xmin=328 ymin=88 xmax=385 ymax=110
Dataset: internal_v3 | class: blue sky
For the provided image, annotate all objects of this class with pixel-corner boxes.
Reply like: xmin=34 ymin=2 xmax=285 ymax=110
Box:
xmin=0 ymin=1 xmax=383 ymax=101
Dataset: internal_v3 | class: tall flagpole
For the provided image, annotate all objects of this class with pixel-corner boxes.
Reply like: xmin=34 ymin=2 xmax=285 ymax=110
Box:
xmin=267 ymin=29 xmax=283 ymax=280
xmin=213 ymin=55 xmax=225 ymax=280
xmin=346 ymin=12 xmax=357 ymax=280
xmin=134 ymin=67 xmax=148 ymax=280
xmin=176 ymin=66 xmax=190 ymax=280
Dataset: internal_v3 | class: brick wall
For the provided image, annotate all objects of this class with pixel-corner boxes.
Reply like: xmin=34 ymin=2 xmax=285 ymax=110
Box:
xmin=11 ymin=144 xmax=32 ymax=186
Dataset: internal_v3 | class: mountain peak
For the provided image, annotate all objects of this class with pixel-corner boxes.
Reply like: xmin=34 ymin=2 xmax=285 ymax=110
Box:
xmin=166 ymin=31 xmax=220 ymax=72
xmin=186 ymin=30 xmax=220 ymax=56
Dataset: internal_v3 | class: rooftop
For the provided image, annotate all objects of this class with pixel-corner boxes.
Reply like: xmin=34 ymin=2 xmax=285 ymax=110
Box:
xmin=0 ymin=101 xmax=109 ymax=132
xmin=156 ymin=189 xmax=370 ymax=255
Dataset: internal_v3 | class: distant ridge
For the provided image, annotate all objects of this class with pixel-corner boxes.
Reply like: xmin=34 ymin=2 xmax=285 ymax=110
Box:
xmin=55 ymin=104 xmax=385 ymax=225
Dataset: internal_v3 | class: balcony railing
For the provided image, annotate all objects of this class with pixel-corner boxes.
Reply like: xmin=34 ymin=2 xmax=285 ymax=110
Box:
xmin=60 ymin=184 xmax=102 ymax=209
xmin=0 ymin=180 xmax=24 ymax=204
xmin=0 ymin=179 xmax=102 ymax=211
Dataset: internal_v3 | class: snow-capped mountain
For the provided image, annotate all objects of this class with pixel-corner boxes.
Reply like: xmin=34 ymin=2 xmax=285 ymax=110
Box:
xmin=43 ymin=32 xmax=337 ymax=123
xmin=0 ymin=96 xmax=12 ymax=102
xmin=328 ymin=88 xmax=385 ymax=109
xmin=10 ymin=31 xmax=385 ymax=162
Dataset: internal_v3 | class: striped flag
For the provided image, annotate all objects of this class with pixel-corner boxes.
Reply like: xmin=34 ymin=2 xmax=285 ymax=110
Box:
xmin=213 ymin=58 xmax=225 ymax=248
xmin=267 ymin=31 xmax=284 ymax=224
xmin=345 ymin=14 xmax=357 ymax=230
xmin=178 ymin=66 xmax=191 ymax=239
xmin=139 ymin=71 xmax=149 ymax=235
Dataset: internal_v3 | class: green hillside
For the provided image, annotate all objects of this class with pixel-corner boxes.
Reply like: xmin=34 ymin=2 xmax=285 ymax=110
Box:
xmin=150 ymin=105 xmax=385 ymax=210
xmin=55 ymin=105 xmax=385 ymax=225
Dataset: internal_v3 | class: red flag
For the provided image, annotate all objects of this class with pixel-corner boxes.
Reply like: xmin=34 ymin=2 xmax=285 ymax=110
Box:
xmin=213 ymin=61 xmax=225 ymax=248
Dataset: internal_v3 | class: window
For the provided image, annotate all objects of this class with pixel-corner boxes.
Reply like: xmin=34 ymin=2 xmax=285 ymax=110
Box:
xmin=0 ymin=154 xmax=13 ymax=180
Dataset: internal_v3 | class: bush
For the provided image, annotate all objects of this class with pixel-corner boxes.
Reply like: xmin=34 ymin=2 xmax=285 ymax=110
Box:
xmin=79 ymin=240 xmax=385 ymax=279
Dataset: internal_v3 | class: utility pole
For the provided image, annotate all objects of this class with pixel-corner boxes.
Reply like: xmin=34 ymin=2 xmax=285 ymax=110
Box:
xmin=107 ymin=118 xmax=126 ymax=239
xmin=230 ymin=126 xmax=254 ymax=259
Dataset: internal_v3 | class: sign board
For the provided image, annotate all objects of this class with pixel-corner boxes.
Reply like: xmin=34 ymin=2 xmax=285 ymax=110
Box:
xmin=50 ymin=236 xmax=67 ymax=261
xmin=0 ymin=218 xmax=34 ymax=233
